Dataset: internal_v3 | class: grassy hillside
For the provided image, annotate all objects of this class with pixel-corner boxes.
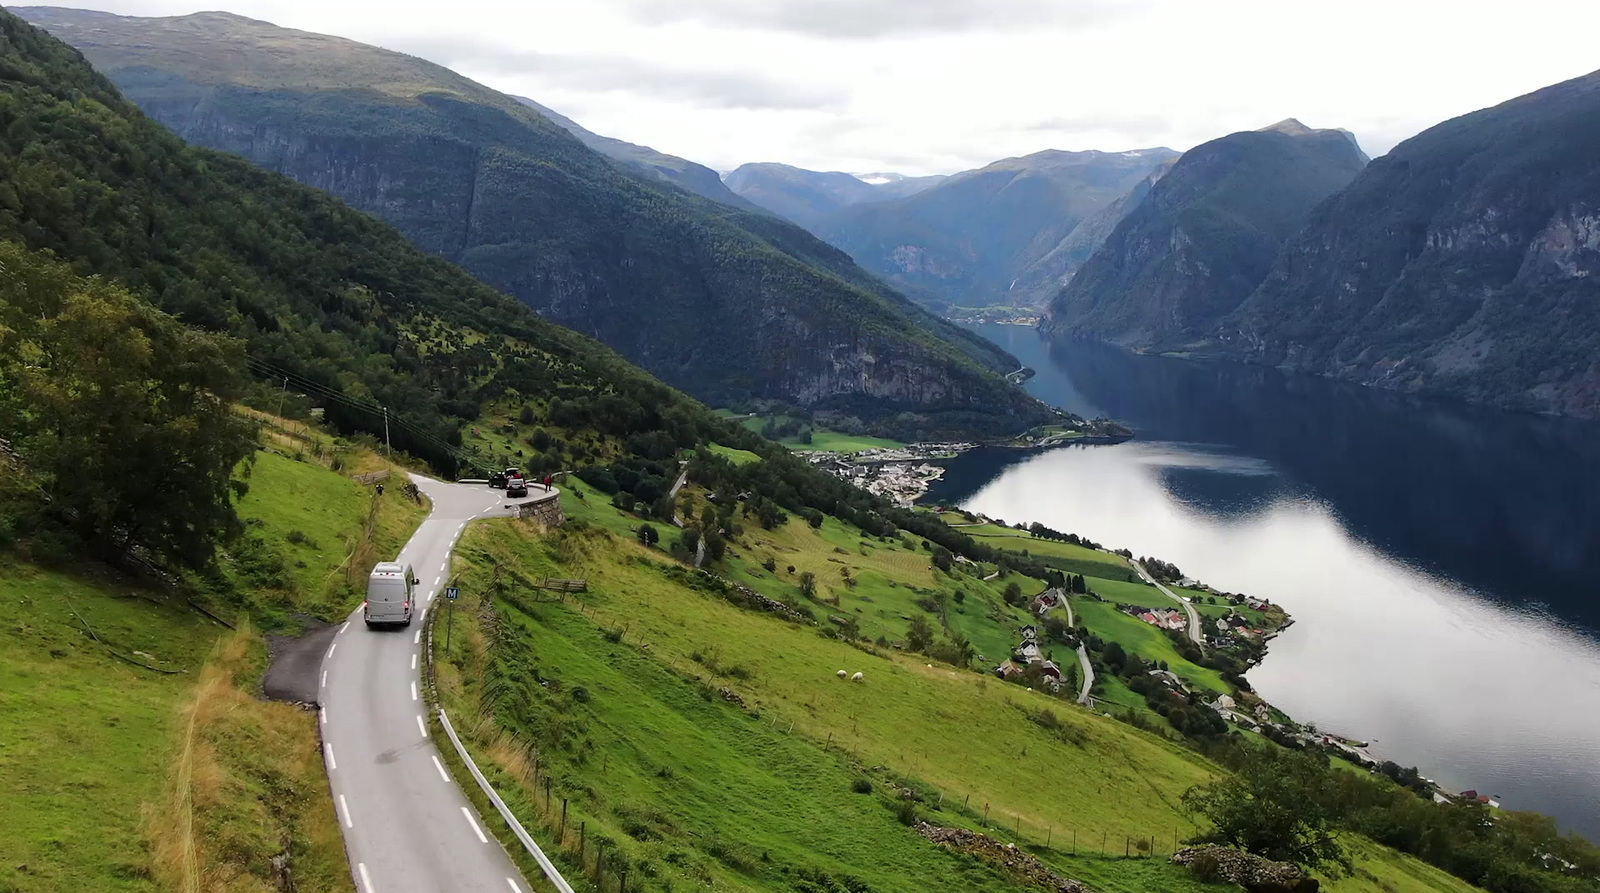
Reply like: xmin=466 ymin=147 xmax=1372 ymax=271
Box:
xmin=17 ymin=6 xmax=1047 ymax=437
xmin=427 ymin=503 xmax=1492 ymax=893
xmin=0 ymin=429 xmax=421 ymax=892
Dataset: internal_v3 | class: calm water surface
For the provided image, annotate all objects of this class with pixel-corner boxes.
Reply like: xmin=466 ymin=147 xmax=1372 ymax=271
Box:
xmin=927 ymin=324 xmax=1600 ymax=841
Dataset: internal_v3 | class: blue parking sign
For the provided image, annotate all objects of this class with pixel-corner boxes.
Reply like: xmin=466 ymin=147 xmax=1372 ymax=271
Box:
xmin=446 ymin=586 xmax=459 ymax=600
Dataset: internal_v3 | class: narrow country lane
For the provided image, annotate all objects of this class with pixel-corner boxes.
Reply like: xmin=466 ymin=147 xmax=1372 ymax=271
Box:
xmin=317 ymin=474 xmax=554 ymax=893
xmin=1131 ymin=559 xmax=1204 ymax=651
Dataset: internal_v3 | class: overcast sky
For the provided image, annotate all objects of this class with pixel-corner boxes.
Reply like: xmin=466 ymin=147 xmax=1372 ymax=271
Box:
xmin=46 ymin=0 xmax=1600 ymax=175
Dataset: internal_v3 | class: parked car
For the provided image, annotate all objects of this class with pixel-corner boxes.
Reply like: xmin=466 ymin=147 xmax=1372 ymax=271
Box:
xmin=488 ymin=470 xmax=507 ymax=488
xmin=506 ymin=474 xmax=528 ymax=497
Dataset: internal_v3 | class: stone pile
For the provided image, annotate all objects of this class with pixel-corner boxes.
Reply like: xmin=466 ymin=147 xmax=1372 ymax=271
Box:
xmin=914 ymin=823 xmax=1095 ymax=893
xmin=1171 ymin=845 xmax=1319 ymax=893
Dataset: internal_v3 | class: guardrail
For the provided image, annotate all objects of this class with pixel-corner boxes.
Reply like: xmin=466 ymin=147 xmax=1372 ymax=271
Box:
xmin=438 ymin=710 xmax=578 ymax=893
xmin=352 ymin=469 xmax=390 ymax=485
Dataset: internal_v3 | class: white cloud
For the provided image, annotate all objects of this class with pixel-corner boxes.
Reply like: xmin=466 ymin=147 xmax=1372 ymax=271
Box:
xmin=31 ymin=0 xmax=1600 ymax=175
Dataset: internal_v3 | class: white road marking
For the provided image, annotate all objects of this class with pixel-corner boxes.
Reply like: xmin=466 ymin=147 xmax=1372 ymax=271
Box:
xmin=319 ymin=707 xmax=326 ymax=725
xmin=414 ymin=630 xmax=421 ymax=645
xmin=339 ymin=794 xmax=353 ymax=828
xmin=321 ymin=670 xmax=327 ymax=688
xmin=507 ymin=879 xmax=523 ymax=893
xmin=326 ymin=642 xmax=337 ymax=659
xmin=411 ymin=681 xmax=418 ymax=702
xmin=417 ymin=714 xmax=428 ymax=738
xmin=432 ymin=754 xmax=450 ymax=782
xmin=434 ymin=576 xmax=441 ymax=588
xmin=325 ymin=743 xmax=337 ymax=770
xmin=358 ymin=862 xmax=374 ymax=893
xmin=461 ymin=806 xmax=489 ymax=843
xmin=411 ymin=653 xmax=418 ymax=671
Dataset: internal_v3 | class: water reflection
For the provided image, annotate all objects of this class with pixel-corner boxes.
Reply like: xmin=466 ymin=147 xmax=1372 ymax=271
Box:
xmin=929 ymin=326 xmax=1600 ymax=840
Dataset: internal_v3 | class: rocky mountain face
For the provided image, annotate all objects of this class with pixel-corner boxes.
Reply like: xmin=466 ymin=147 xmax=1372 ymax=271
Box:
xmin=816 ymin=148 xmax=1179 ymax=314
xmin=1042 ymin=121 xmax=1367 ymax=347
xmin=512 ymin=95 xmax=757 ymax=211
xmin=722 ymin=162 xmax=944 ymax=232
xmin=19 ymin=6 xmax=1050 ymax=435
xmin=1225 ymin=70 xmax=1600 ymax=418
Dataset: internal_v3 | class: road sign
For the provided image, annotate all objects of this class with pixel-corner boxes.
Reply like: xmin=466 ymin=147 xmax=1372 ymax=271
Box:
xmin=446 ymin=587 xmax=459 ymax=600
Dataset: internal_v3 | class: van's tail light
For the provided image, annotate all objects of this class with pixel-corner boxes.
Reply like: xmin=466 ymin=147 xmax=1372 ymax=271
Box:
xmin=404 ymin=600 xmax=411 ymax=611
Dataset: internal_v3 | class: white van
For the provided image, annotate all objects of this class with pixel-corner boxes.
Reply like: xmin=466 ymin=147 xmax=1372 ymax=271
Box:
xmin=365 ymin=561 xmax=416 ymax=628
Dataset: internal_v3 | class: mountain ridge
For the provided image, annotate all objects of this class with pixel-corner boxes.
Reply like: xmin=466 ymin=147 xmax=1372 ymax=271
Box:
xmin=1040 ymin=122 xmax=1367 ymax=347
xmin=1222 ymin=68 xmax=1600 ymax=418
xmin=815 ymin=146 xmax=1180 ymax=313
xmin=16 ymin=5 xmax=1050 ymax=437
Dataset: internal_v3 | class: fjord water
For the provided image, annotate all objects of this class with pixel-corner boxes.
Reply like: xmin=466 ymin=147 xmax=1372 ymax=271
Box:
xmin=928 ymin=324 xmax=1600 ymax=841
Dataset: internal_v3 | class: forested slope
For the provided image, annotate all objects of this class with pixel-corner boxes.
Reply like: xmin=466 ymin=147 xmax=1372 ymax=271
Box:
xmin=16 ymin=6 xmax=1044 ymax=434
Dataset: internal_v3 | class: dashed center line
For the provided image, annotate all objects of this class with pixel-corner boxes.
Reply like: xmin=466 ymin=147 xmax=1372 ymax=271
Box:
xmin=417 ymin=714 xmax=428 ymax=738
xmin=431 ymin=754 xmax=450 ymax=782
xmin=413 ymin=629 xmax=421 ymax=645
xmin=358 ymin=862 xmax=374 ymax=893
xmin=326 ymin=642 xmax=337 ymax=659
xmin=411 ymin=681 xmax=418 ymax=702
xmin=338 ymin=794 xmax=353 ymax=829
xmin=411 ymin=653 xmax=418 ymax=671
xmin=321 ymin=670 xmax=327 ymax=688
xmin=461 ymin=806 xmax=489 ymax=844
xmin=325 ymin=743 xmax=337 ymax=770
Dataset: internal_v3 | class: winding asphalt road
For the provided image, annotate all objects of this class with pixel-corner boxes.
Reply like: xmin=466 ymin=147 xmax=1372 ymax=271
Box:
xmin=1131 ymin=559 xmax=1204 ymax=651
xmin=317 ymin=475 xmax=552 ymax=893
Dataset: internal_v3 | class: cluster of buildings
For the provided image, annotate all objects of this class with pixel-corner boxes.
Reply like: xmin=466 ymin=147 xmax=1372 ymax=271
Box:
xmin=992 ymin=623 xmax=1066 ymax=693
xmin=801 ymin=442 xmax=975 ymax=507
xmin=1121 ymin=604 xmax=1188 ymax=631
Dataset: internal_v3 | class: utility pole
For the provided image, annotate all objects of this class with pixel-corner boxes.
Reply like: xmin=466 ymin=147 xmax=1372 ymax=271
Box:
xmin=383 ymin=406 xmax=392 ymax=457
xmin=276 ymin=376 xmax=288 ymax=419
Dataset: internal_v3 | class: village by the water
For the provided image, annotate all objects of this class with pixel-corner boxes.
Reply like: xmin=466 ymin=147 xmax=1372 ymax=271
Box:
xmin=799 ymin=441 xmax=1500 ymax=811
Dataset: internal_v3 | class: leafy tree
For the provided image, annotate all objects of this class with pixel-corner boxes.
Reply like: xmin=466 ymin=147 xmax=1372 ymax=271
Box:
xmin=1002 ymin=581 xmax=1024 ymax=606
xmin=798 ymin=571 xmax=817 ymax=599
xmin=906 ymin=614 xmax=936 ymax=653
xmin=702 ymin=529 xmax=726 ymax=564
xmin=0 ymin=243 xmax=256 ymax=571
xmin=1182 ymin=747 xmax=1350 ymax=873
xmin=931 ymin=545 xmax=954 ymax=572
xmin=635 ymin=523 xmax=659 ymax=547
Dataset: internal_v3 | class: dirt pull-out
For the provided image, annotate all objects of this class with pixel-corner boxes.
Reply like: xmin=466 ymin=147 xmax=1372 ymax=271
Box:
xmin=263 ymin=619 xmax=340 ymax=704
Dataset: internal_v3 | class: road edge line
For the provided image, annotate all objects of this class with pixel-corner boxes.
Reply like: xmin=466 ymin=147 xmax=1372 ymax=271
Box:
xmin=439 ymin=708 xmax=578 ymax=893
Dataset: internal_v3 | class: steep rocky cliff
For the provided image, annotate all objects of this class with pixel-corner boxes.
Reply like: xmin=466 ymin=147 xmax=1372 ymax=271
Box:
xmin=19 ymin=7 xmax=1048 ymax=436
xmin=1043 ymin=121 xmax=1366 ymax=346
xmin=1225 ymin=70 xmax=1600 ymax=418
xmin=817 ymin=148 xmax=1179 ymax=313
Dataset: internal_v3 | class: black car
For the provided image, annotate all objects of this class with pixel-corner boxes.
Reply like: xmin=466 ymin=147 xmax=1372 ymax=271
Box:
xmin=488 ymin=471 xmax=507 ymax=489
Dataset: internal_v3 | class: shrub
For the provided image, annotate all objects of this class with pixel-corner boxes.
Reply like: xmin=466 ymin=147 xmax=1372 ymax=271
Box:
xmin=894 ymin=799 xmax=919 ymax=826
xmin=851 ymin=778 xmax=873 ymax=794
xmin=762 ymin=557 xmax=777 ymax=572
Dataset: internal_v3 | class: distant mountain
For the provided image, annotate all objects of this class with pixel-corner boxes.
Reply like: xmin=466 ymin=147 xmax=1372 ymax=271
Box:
xmin=19 ymin=6 xmax=1049 ymax=436
xmin=1008 ymin=157 xmax=1176 ymax=308
xmin=511 ymin=95 xmax=757 ymax=210
xmin=1224 ymin=71 xmax=1600 ymax=418
xmin=852 ymin=171 xmax=950 ymax=200
xmin=722 ymin=162 xmax=945 ymax=231
xmin=1042 ymin=121 xmax=1367 ymax=346
xmin=816 ymin=148 xmax=1180 ymax=314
